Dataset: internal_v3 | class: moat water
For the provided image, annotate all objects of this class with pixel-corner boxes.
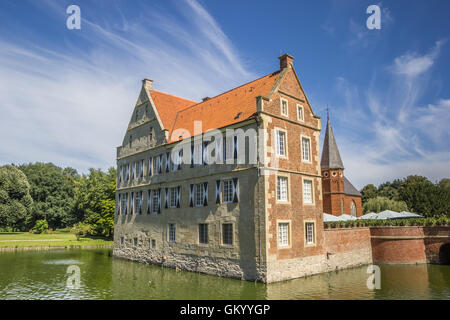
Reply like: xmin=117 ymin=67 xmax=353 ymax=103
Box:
xmin=0 ymin=248 xmax=449 ymax=300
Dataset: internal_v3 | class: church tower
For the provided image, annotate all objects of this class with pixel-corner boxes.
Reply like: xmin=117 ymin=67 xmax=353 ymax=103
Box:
xmin=320 ymin=115 xmax=362 ymax=217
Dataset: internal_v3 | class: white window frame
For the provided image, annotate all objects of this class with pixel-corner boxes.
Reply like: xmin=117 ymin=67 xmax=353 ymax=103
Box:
xmin=169 ymin=187 xmax=177 ymax=208
xmin=152 ymin=190 xmax=160 ymax=213
xmin=280 ymin=97 xmax=289 ymax=117
xmin=305 ymin=220 xmax=316 ymax=246
xmin=222 ymin=179 xmax=234 ymax=203
xmin=276 ymin=175 xmax=289 ymax=203
xmin=301 ymin=135 xmax=312 ymax=163
xmin=194 ymin=183 xmax=204 ymax=207
xmin=275 ymin=128 xmax=288 ymax=158
xmin=277 ymin=221 xmax=291 ymax=248
xmin=297 ymin=104 xmax=304 ymax=122
xmin=168 ymin=223 xmax=176 ymax=242
xmin=302 ymin=178 xmax=314 ymax=205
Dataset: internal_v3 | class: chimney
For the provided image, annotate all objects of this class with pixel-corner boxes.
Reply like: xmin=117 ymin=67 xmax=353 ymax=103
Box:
xmin=278 ymin=53 xmax=294 ymax=69
xmin=202 ymin=97 xmax=211 ymax=102
xmin=142 ymin=78 xmax=153 ymax=91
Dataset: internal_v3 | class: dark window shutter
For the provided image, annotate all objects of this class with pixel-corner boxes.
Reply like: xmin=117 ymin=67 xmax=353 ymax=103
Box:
xmin=164 ymin=188 xmax=168 ymax=208
xmin=203 ymin=182 xmax=208 ymax=206
xmin=158 ymin=189 xmax=161 ymax=213
xmin=166 ymin=152 xmax=170 ymax=172
xmin=233 ymin=178 xmax=239 ymax=203
xmin=158 ymin=155 xmax=162 ymax=174
xmin=177 ymin=186 xmax=181 ymax=208
xmin=178 ymin=149 xmax=183 ymax=170
xmin=233 ymin=135 xmax=238 ymax=160
xmin=147 ymin=190 xmax=151 ymax=214
xmin=190 ymin=145 xmax=194 ymax=167
xmin=223 ymin=137 xmax=227 ymax=162
xmin=216 ymin=180 xmax=221 ymax=204
xmin=189 ymin=184 xmax=194 ymax=207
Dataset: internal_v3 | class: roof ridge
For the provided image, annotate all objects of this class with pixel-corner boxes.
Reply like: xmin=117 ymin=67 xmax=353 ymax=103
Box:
xmin=175 ymin=70 xmax=280 ymax=115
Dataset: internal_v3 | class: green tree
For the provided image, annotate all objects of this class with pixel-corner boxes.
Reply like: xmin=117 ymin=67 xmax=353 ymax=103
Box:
xmin=439 ymin=178 xmax=450 ymax=191
xmin=0 ymin=165 xmax=33 ymax=230
xmin=18 ymin=163 xmax=79 ymax=229
xmin=363 ymin=196 xmax=408 ymax=214
xmin=399 ymin=176 xmax=449 ymax=217
xmin=360 ymin=184 xmax=378 ymax=203
xmin=377 ymin=179 xmax=402 ymax=201
xmin=73 ymin=167 xmax=116 ymax=237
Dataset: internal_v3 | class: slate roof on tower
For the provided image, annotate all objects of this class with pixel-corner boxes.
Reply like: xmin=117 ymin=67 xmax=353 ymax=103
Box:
xmin=321 ymin=117 xmax=344 ymax=170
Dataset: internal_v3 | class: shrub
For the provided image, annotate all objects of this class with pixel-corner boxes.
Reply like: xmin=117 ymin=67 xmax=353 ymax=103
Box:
xmin=70 ymin=222 xmax=93 ymax=240
xmin=32 ymin=219 xmax=48 ymax=234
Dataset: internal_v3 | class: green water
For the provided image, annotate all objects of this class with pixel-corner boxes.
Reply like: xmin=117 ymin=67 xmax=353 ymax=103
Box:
xmin=0 ymin=248 xmax=449 ymax=299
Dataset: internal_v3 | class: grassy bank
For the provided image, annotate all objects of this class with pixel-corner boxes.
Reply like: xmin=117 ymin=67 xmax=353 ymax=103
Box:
xmin=0 ymin=232 xmax=113 ymax=248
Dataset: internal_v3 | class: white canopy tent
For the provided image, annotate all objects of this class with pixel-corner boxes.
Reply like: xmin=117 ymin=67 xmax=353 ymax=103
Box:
xmin=323 ymin=213 xmax=341 ymax=222
xmin=360 ymin=212 xmax=378 ymax=220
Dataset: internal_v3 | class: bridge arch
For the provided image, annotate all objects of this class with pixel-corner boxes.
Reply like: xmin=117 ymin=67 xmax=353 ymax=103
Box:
xmin=439 ymin=243 xmax=450 ymax=265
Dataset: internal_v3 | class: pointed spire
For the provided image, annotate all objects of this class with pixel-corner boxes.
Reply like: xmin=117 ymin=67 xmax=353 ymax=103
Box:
xmin=321 ymin=111 xmax=344 ymax=170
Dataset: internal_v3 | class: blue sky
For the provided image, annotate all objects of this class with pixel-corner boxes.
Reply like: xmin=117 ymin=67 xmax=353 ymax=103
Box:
xmin=0 ymin=0 xmax=449 ymax=189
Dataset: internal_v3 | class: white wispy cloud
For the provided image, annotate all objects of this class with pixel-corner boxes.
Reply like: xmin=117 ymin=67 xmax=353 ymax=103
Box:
xmin=0 ymin=0 xmax=253 ymax=172
xmin=328 ymin=40 xmax=449 ymax=189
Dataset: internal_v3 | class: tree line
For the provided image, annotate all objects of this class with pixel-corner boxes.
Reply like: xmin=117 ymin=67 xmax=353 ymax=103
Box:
xmin=360 ymin=175 xmax=450 ymax=217
xmin=0 ymin=163 xmax=116 ymax=237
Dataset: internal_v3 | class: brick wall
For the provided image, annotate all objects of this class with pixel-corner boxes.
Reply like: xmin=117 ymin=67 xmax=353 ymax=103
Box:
xmin=370 ymin=227 xmax=450 ymax=264
xmin=323 ymin=228 xmax=373 ymax=271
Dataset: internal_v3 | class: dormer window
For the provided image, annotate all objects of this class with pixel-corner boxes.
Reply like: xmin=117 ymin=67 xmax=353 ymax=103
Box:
xmin=280 ymin=98 xmax=288 ymax=117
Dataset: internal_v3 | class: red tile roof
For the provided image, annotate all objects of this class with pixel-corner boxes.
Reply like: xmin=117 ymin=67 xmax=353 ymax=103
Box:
xmin=150 ymin=71 xmax=281 ymax=143
xmin=149 ymin=90 xmax=197 ymax=133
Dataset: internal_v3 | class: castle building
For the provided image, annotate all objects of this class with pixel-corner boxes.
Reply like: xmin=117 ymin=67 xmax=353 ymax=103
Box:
xmin=320 ymin=116 xmax=362 ymax=217
xmin=113 ymin=54 xmax=370 ymax=283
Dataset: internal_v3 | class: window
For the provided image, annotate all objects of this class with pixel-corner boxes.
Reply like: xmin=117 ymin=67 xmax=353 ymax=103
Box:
xmin=223 ymin=179 xmax=234 ymax=203
xmin=277 ymin=176 xmax=288 ymax=202
xmin=148 ymin=157 xmax=153 ymax=177
xmin=135 ymin=191 xmax=142 ymax=214
xmin=149 ymin=127 xmax=153 ymax=141
xmin=118 ymin=165 xmax=122 ymax=183
xmin=129 ymin=135 xmax=132 ymax=148
xmin=305 ymin=222 xmax=315 ymax=245
xmin=199 ymin=224 xmax=208 ymax=244
xmin=121 ymin=193 xmax=128 ymax=214
xmin=303 ymin=179 xmax=313 ymax=204
xmin=341 ymin=198 xmax=345 ymax=214
xmin=131 ymin=162 xmax=135 ymax=180
xmin=153 ymin=156 xmax=159 ymax=175
xmin=130 ymin=192 xmax=134 ymax=214
xmin=169 ymin=187 xmax=177 ymax=208
xmin=297 ymin=104 xmax=304 ymax=121
xmin=168 ymin=224 xmax=176 ymax=242
xmin=351 ymin=200 xmax=356 ymax=217
xmin=120 ymin=237 xmax=124 ymax=245
xmin=137 ymin=160 xmax=144 ymax=179
xmin=195 ymin=183 xmax=204 ymax=207
xmin=151 ymin=239 xmax=156 ymax=249
xmin=133 ymin=237 xmax=138 ymax=246
xmin=281 ymin=98 xmax=288 ymax=116
xmin=276 ymin=130 xmax=286 ymax=156
xmin=222 ymin=223 xmax=233 ymax=246
xmin=152 ymin=190 xmax=160 ymax=213
xmin=278 ymin=223 xmax=289 ymax=247
xmin=301 ymin=137 xmax=311 ymax=162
